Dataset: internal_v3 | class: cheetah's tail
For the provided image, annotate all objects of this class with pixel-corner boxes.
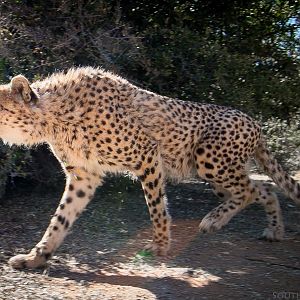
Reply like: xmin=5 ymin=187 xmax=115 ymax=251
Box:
xmin=254 ymin=140 xmax=300 ymax=205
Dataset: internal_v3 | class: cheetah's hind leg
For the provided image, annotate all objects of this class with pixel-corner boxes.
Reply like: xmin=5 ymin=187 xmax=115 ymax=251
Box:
xmin=211 ymin=183 xmax=232 ymax=201
xmin=255 ymin=182 xmax=284 ymax=241
xmin=210 ymin=182 xmax=284 ymax=240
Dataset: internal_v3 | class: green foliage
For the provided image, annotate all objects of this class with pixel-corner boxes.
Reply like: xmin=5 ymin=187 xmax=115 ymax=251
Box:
xmin=0 ymin=143 xmax=33 ymax=197
xmin=0 ymin=143 xmax=10 ymax=198
xmin=0 ymin=58 xmax=6 ymax=83
xmin=129 ymin=26 xmax=300 ymax=120
xmin=0 ymin=143 xmax=63 ymax=198
xmin=0 ymin=0 xmax=142 ymax=79
xmin=133 ymin=249 xmax=154 ymax=263
xmin=262 ymin=115 xmax=300 ymax=172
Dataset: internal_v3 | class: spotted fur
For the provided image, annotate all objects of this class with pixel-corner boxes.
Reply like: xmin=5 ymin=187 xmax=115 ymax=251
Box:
xmin=0 ymin=67 xmax=298 ymax=269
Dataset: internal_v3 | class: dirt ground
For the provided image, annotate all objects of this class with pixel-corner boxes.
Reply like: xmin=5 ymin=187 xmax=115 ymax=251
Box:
xmin=0 ymin=175 xmax=300 ymax=300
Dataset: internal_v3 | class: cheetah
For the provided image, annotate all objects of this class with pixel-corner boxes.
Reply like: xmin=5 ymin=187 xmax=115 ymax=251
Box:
xmin=0 ymin=67 xmax=299 ymax=269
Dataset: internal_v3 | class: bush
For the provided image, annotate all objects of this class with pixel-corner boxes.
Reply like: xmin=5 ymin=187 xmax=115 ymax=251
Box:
xmin=262 ymin=114 xmax=300 ymax=172
xmin=0 ymin=143 xmax=63 ymax=198
xmin=0 ymin=143 xmax=33 ymax=198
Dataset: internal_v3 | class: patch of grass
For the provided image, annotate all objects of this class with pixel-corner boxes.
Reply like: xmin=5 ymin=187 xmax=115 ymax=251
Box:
xmin=132 ymin=249 xmax=154 ymax=263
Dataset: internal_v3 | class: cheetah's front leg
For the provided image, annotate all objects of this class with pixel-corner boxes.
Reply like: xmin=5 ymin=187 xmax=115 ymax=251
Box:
xmin=9 ymin=167 xmax=102 ymax=269
xmin=138 ymin=156 xmax=171 ymax=256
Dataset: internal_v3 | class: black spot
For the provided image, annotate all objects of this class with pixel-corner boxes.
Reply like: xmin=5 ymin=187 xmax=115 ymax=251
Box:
xmin=57 ymin=215 xmax=65 ymax=225
xmin=205 ymin=162 xmax=214 ymax=169
xmin=139 ymin=175 xmax=145 ymax=182
xmin=205 ymin=173 xmax=214 ymax=179
xmin=69 ymin=184 xmax=74 ymax=191
xmin=65 ymin=220 xmax=70 ymax=229
xmin=196 ymin=148 xmax=205 ymax=155
xmin=218 ymin=169 xmax=225 ymax=175
xmin=66 ymin=197 xmax=72 ymax=203
xmin=76 ymin=190 xmax=86 ymax=198
xmin=134 ymin=161 xmax=142 ymax=170
xmin=148 ymin=182 xmax=154 ymax=190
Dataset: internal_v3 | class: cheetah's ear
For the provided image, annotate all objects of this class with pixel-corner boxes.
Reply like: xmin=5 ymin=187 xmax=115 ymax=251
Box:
xmin=10 ymin=75 xmax=39 ymax=104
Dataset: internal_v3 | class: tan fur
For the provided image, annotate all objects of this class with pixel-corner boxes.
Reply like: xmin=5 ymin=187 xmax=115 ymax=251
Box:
xmin=0 ymin=66 xmax=298 ymax=269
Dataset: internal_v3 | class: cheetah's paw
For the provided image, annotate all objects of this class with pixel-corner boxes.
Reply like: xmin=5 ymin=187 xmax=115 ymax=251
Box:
xmin=9 ymin=250 xmax=48 ymax=269
xmin=143 ymin=241 xmax=170 ymax=256
xmin=199 ymin=214 xmax=229 ymax=234
xmin=260 ymin=227 xmax=284 ymax=242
